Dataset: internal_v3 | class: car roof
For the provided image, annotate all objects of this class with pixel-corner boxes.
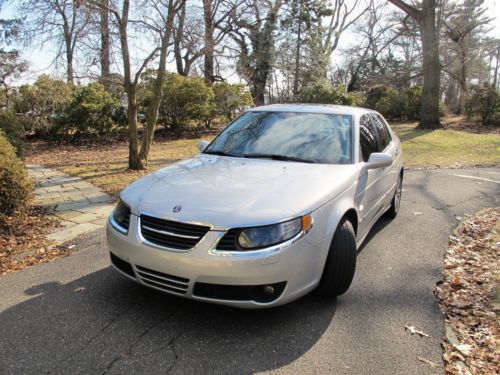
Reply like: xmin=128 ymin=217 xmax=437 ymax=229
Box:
xmin=246 ymin=103 xmax=373 ymax=116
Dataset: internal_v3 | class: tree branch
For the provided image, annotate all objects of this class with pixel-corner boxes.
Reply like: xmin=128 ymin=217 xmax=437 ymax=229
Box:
xmin=387 ymin=0 xmax=421 ymax=21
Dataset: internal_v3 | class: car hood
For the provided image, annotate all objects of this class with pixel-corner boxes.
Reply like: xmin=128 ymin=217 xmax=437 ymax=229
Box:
xmin=121 ymin=154 xmax=359 ymax=230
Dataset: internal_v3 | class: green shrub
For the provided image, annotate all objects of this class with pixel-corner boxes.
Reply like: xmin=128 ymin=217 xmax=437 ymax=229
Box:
xmin=350 ymin=91 xmax=367 ymax=107
xmin=0 ymin=111 xmax=24 ymax=157
xmin=370 ymin=85 xmax=422 ymax=121
xmin=465 ymin=84 xmax=500 ymax=127
xmin=0 ymin=131 xmax=32 ymax=215
xmin=374 ymin=88 xmax=406 ymax=120
xmin=365 ymin=86 xmax=389 ymax=110
xmin=160 ymin=74 xmax=215 ymax=132
xmin=213 ymin=82 xmax=253 ymax=121
xmin=403 ymin=86 xmax=422 ymax=121
xmin=13 ymin=75 xmax=73 ymax=137
xmin=299 ymin=80 xmax=356 ymax=105
xmin=54 ymin=83 xmax=120 ymax=140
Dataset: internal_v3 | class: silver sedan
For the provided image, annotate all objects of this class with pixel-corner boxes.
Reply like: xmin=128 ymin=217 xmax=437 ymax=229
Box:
xmin=107 ymin=104 xmax=403 ymax=308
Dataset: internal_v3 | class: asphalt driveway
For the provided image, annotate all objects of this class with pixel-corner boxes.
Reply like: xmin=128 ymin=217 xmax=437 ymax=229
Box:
xmin=1 ymin=167 xmax=499 ymax=375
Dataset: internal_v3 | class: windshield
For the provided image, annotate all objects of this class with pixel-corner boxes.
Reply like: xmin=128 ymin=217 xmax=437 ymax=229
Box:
xmin=204 ymin=111 xmax=353 ymax=164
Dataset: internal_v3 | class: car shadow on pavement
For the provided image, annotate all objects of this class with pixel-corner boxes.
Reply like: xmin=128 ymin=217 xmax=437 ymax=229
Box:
xmin=357 ymin=216 xmax=393 ymax=253
xmin=1 ymin=266 xmax=337 ymax=374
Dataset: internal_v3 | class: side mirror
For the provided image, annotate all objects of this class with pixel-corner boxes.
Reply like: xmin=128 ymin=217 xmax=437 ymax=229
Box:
xmin=366 ymin=152 xmax=393 ymax=169
xmin=197 ymin=140 xmax=210 ymax=152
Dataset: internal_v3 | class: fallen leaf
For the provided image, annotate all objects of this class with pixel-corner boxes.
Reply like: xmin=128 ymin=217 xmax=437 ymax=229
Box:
xmin=67 ymin=245 xmax=76 ymax=250
xmin=453 ymin=343 xmax=472 ymax=356
xmin=405 ymin=325 xmax=431 ymax=338
xmin=417 ymin=356 xmax=439 ymax=369
xmin=74 ymin=287 xmax=86 ymax=293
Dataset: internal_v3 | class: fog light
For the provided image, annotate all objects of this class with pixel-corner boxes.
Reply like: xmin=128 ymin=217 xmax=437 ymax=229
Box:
xmin=263 ymin=285 xmax=275 ymax=295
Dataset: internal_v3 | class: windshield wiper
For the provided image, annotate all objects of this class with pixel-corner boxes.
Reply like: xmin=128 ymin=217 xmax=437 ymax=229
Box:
xmin=203 ymin=150 xmax=241 ymax=157
xmin=242 ymin=153 xmax=316 ymax=164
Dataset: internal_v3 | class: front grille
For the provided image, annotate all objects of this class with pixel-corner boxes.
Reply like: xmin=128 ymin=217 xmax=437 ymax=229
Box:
xmin=135 ymin=265 xmax=189 ymax=294
xmin=140 ymin=215 xmax=210 ymax=250
xmin=217 ymin=228 xmax=241 ymax=250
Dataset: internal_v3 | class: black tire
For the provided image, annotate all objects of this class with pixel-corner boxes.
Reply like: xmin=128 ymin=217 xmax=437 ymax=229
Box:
xmin=315 ymin=218 xmax=357 ymax=297
xmin=386 ymin=173 xmax=403 ymax=219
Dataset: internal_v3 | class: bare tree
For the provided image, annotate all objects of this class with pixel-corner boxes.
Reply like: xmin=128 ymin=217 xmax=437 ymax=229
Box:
xmin=229 ymin=0 xmax=283 ymax=105
xmin=140 ymin=0 xmax=185 ymax=165
xmin=1 ymin=10 xmax=27 ymax=108
xmin=388 ymin=0 xmax=441 ymax=129
xmin=441 ymin=0 xmax=491 ymax=113
xmin=315 ymin=0 xmax=370 ymax=74
xmin=91 ymin=0 xmax=182 ymax=169
xmin=18 ymin=0 xmax=91 ymax=83
xmin=100 ymin=0 xmax=111 ymax=89
xmin=172 ymin=2 xmax=204 ymax=76
xmin=343 ymin=1 xmax=407 ymax=91
xmin=202 ymin=0 xmax=241 ymax=84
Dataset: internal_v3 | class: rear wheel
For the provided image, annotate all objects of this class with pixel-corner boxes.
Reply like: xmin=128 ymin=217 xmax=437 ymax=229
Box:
xmin=315 ymin=218 xmax=357 ymax=297
xmin=386 ymin=173 xmax=403 ymax=219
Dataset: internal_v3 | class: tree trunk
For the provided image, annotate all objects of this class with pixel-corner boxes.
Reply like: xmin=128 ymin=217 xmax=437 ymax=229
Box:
xmin=418 ymin=0 xmax=441 ymax=129
xmin=63 ymin=25 xmax=74 ymax=84
xmin=174 ymin=2 xmax=186 ymax=75
xmin=100 ymin=0 xmax=111 ymax=90
xmin=292 ymin=0 xmax=303 ymax=100
xmin=251 ymin=81 xmax=266 ymax=106
xmin=139 ymin=0 xmax=177 ymax=166
xmin=388 ymin=0 xmax=441 ymax=129
xmin=118 ymin=0 xmax=143 ymax=170
xmin=126 ymin=85 xmax=143 ymax=169
xmin=203 ymin=0 xmax=215 ymax=84
xmin=494 ymin=47 xmax=499 ymax=89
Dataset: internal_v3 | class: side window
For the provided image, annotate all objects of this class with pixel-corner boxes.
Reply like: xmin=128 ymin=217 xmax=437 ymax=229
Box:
xmin=359 ymin=114 xmax=379 ymax=162
xmin=371 ymin=114 xmax=392 ymax=150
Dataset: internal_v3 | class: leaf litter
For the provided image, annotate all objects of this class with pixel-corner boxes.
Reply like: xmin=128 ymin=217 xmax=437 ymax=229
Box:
xmin=436 ymin=208 xmax=499 ymax=375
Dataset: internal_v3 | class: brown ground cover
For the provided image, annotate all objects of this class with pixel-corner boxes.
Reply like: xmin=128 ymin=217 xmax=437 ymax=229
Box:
xmin=436 ymin=208 xmax=499 ymax=374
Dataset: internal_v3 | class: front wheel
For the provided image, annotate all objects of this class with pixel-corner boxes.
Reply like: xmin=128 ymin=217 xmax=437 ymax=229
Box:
xmin=315 ymin=218 xmax=357 ymax=297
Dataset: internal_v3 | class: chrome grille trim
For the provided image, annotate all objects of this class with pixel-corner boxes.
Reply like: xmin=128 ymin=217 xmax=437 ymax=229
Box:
xmin=135 ymin=265 xmax=189 ymax=295
xmin=141 ymin=225 xmax=201 ymax=240
xmin=139 ymin=214 xmax=211 ymax=250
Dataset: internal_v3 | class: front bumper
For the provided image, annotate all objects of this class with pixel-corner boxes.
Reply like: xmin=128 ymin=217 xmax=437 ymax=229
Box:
xmin=106 ymin=214 xmax=327 ymax=308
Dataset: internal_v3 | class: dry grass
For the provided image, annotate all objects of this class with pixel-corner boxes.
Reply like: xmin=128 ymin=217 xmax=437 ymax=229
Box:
xmin=27 ymin=138 xmax=205 ymax=198
xmin=26 ymin=116 xmax=500 ymax=198
xmin=390 ymin=116 xmax=500 ymax=169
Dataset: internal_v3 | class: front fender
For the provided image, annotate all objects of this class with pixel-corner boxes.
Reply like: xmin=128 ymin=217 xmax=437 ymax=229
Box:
xmin=305 ymin=181 xmax=359 ymax=271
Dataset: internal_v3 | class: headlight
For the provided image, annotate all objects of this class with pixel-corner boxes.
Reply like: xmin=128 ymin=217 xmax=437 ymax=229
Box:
xmin=112 ymin=199 xmax=131 ymax=232
xmin=237 ymin=215 xmax=312 ymax=249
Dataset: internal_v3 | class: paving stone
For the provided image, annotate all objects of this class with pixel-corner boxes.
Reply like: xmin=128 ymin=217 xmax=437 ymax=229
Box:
xmin=53 ymin=201 xmax=92 ymax=212
xmin=51 ymin=220 xmax=77 ymax=232
xmin=76 ymin=204 xmax=115 ymax=216
xmin=71 ymin=211 xmax=109 ymax=224
xmin=53 ymin=210 xmax=82 ymax=221
xmin=86 ymin=194 xmax=113 ymax=204
xmin=28 ymin=165 xmax=115 ymax=244
xmin=90 ymin=218 xmax=108 ymax=226
xmin=48 ymin=223 xmax=102 ymax=243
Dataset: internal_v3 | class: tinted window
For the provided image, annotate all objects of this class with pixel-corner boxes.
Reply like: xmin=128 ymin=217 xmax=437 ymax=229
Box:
xmin=359 ymin=114 xmax=379 ymax=162
xmin=205 ymin=111 xmax=353 ymax=164
xmin=371 ymin=114 xmax=392 ymax=150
